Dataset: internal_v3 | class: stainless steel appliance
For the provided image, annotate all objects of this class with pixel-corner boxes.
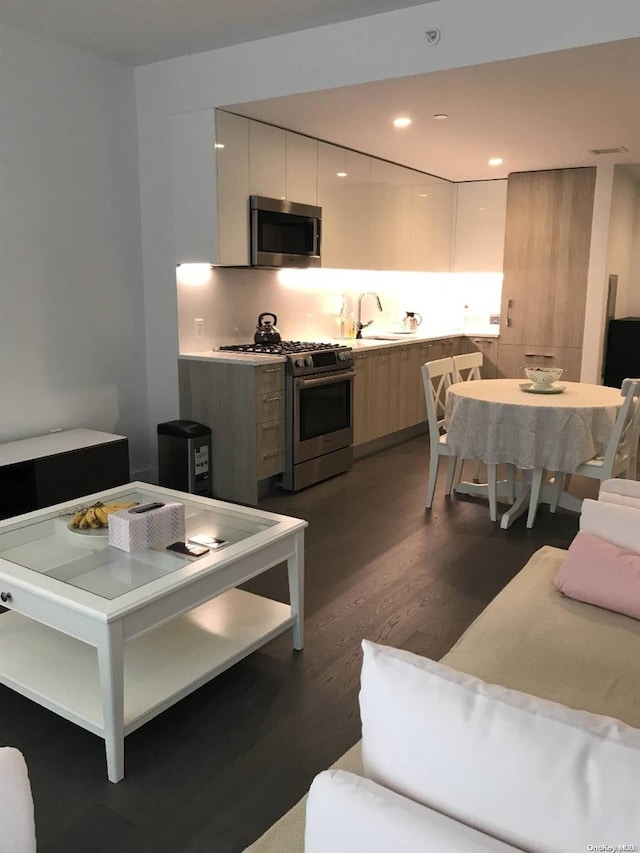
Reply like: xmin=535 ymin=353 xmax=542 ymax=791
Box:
xmin=250 ymin=196 xmax=321 ymax=268
xmin=219 ymin=341 xmax=354 ymax=490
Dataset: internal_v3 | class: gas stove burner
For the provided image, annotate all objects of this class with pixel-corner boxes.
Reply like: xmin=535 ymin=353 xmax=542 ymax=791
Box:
xmin=219 ymin=340 xmax=349 ymax=355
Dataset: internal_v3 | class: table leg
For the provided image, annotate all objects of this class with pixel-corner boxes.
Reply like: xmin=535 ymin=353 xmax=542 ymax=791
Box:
xmin=526 ymin=468 xmax=545 ymax=528
xmin=97 ymin=620 xmax=125 ymax=783
xmin=287 ymin=530 xmax=305 ymax=651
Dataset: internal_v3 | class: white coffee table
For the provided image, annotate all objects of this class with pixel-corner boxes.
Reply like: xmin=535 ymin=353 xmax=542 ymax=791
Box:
xmin=0 ymin=483 xmax=306 ymax=782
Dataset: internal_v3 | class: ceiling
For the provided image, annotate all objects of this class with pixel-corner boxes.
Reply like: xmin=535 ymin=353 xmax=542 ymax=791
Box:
xmin=224 ymin=38 xmax=640 ymax=183
xmin=0 ymin=0 xmax=432 ymax=66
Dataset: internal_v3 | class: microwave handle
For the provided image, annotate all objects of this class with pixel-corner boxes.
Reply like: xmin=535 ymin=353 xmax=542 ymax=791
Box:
xmin=310 ymin=217 xmax=321 ymax=257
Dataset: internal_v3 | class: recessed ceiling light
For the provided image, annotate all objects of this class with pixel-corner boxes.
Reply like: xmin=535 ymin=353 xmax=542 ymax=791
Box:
xmin=393 ymin=117 xmax=412 ymax=128
xmin=418 ymin=193 xmax=428 ymax=198
xmin=433 ymin=114 xmax=448 ymax=120
xmin=214 ymin=143 xmax=225 ymax=149
xmin=479 ymin=207 xmax=487 ymax=211
xmin=336 ymin=171 xmax=348 ymax=178
xmin=488 ymin=157 xmax=503 ymax=166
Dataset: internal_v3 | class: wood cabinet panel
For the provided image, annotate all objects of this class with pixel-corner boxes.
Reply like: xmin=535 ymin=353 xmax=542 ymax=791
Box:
xmin=249 ymin=121 xmax=286 ymax=200
xmin=256 ymin=391 xmax=285 ymax=425
xmin=497 ymin=344 xmax=582 ymax=382
xmin=256 ymin=419 xmax=286 ymax=452
xmin=285 ymin=132 xmax=318 ymax=205
xmin=500 ymin=168 xmax=595 ymax=348
xmin=255 ymin=364 xmax=285 ymax=396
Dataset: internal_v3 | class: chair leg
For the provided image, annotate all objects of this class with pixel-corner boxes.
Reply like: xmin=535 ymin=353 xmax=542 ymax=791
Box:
xmin=487 ymin=463 xmax=498 ymax=522
xmin=526 ymin=468 xmax=544 ymax=528
xmin=445 ymin=455 xmax=458 ymax=496
xmin=549 ymin=472 xmax=564 ymax=513
xmin=506 ymin=464 xmax=516 ymax=505
xmin=454 ymin=457 xmax=464 ymax=488
xmin=426 ymin=454 xmax=440 ymax=509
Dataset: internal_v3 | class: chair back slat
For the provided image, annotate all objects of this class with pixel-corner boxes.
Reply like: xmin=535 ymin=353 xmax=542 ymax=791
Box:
xmin=603 ymin=378 xmax=640 ymax=472
xmin=452 ymin=352 xmax=483 ymax=383
xmin=421 ymin=358 xmax=454 ymax=439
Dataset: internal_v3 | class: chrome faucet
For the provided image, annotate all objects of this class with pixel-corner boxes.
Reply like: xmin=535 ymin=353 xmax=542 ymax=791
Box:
xmin=356 ymin=292 xmax=383 ymax=339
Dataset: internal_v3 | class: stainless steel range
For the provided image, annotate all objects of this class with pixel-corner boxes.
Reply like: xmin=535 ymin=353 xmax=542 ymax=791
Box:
xmin=219 ymin=341 xmax=355 ymax=491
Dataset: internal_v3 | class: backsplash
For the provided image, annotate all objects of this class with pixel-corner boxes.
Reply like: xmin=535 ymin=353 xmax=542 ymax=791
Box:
xmin=177 ymin=266 xmax=502 ymax=352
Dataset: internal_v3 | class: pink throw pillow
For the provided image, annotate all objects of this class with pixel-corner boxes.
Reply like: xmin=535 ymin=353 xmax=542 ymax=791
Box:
xmin=554 ymin=531 xmax=640 ymax=620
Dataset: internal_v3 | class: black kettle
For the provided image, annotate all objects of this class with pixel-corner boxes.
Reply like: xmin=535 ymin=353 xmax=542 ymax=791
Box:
xmin=254 ymin=312 xmax=281 ymax=345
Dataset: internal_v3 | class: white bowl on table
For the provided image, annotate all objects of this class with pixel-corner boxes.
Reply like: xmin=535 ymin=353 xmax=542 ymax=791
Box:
xmin=524 ymin=366 xmax=564 ymax=389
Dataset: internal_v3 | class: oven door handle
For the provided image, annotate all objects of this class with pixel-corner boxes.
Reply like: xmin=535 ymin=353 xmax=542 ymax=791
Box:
xmin=297 ymin=370 xmax=356 ymax=388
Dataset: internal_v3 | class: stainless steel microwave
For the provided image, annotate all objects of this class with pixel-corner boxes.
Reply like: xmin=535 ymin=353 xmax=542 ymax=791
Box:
xmin=250 ymin=196 xmax=322 ymax=268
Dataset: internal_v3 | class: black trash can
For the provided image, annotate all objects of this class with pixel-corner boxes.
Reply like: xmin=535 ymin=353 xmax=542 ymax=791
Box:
xmin=157 ymin=420 xmax=212 ymax=497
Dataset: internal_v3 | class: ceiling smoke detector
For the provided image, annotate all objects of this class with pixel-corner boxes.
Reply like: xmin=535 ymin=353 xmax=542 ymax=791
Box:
xmin=589 ymin=146 xmax=629 ymax=155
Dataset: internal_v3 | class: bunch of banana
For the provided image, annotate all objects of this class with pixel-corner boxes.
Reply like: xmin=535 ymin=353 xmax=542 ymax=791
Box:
xmin=69 ymin=501 xmax=139 ymax=529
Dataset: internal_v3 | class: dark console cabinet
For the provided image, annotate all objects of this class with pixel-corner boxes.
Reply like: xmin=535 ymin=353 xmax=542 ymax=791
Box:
xmin=0 ymin=430 xmax=130 ymax=520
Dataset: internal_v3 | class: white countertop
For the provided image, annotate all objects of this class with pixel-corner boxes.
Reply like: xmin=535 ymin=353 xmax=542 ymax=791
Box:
xmin=0 ymin=429 xmax=127 ymax=467
xmin=180 ymin=351 xmax=286 ymax=366
xmin=179 ymin=328 xmax=499 ymax=363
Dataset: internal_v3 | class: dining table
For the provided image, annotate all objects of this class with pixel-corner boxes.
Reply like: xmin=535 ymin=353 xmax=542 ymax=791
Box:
xmin=444 ymin=378 xmax=624 ymax=528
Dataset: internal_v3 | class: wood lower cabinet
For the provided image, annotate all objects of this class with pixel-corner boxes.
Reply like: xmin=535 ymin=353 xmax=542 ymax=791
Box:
xmin=179 ymin=359 xmax=286 ymax=505
xmin=464 ymin=337 xmax=499 ymax=379
xmin=353 ymin=337 xmax=465 ymax=448
xmin=496 ymin=344 xmax=582 ymax=382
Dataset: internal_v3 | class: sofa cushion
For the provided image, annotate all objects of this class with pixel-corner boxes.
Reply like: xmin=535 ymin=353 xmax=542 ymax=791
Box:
xmin=305 ymin=769 xmax=520 ymax=853
xmin=555 ymin=531 xmax=640 ymax=619
xmin=581 ymin=497 xmax=640 ymax=553
xmin=360 ymin=639 xmax=640 ymax=852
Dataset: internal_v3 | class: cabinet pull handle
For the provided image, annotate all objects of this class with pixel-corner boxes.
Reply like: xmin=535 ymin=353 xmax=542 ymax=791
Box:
xmin=263 ymin=448 xmax=281 ymax=459
xmin=0 ymin=592 xmax=12 ymax=603
xmin=262 ymin=423 xmax=281 ymax=431
xmin=263 ymin=367 xmax=281 ymax=374
xmin=541 ymin=354 xmax=555 ymax=359
xmin=506 ymin=299 xmax=513 ymax=327
xmin=264 ymin=394 xmax=283 ymax=402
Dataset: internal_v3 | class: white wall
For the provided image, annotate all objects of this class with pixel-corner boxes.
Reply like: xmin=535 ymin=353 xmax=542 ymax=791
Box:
xmin=136 ymin=0 xmax=640 ymax=451
xmin=0 ymin=25 xmax=149 ymax=474
xmin=607 ymin=167 xmax=638 ymax=318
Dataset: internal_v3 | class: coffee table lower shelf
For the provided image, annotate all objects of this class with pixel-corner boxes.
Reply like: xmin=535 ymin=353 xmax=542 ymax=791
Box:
xmin=0 ymin=588 xmax=293 ymax=737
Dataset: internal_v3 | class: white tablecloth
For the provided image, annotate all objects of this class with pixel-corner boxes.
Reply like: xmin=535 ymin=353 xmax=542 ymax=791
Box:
xmin=444 ymin=379 xmax=623 ymax=472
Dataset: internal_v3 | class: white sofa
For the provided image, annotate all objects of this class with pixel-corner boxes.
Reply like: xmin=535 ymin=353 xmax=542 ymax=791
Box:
xmin=0 ymin=747 xmax=36 ymax=853
xmin=246 ymin=478 xmax=640 ymax=853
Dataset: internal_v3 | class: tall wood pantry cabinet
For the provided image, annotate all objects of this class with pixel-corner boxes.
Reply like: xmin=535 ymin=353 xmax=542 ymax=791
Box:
xmin=497 ymin=167 xmax=596 ymax=381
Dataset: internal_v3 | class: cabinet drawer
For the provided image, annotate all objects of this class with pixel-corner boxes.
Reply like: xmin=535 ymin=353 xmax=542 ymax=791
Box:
xmin=256 ymin=391 xmax=285 ymax=424
xmin=256 ymin=445 xmax=286 ymax=479
xmin=255 ymin=364 xmax=285 ymax=396
xmin=256 ymin=419 xmax=285 ymax=452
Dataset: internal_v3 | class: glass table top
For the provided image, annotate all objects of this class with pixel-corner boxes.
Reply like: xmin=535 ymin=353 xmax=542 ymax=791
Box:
xmin=0 ymin=490 xmax=278 ymax=600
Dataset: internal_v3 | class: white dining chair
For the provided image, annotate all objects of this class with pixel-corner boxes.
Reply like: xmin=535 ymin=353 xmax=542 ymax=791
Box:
xmin=421 ymin=357 xmax=460 ymax=508
xmin=421 ymin=357 xmax=500 ymax=519
xmin=549 ymin=378 xmax=640 ymax=511
xmin=451 ymin=352 xmax=515 ymax=507
xmin=452 ymin=351 xmax=483 ymax=383
xmin=0 ymin=747 xmax=36 ymax=853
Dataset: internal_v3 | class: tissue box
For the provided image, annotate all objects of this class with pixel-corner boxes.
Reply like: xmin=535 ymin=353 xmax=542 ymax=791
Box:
xmin=108 ymin=502 xmax=186 ymax=552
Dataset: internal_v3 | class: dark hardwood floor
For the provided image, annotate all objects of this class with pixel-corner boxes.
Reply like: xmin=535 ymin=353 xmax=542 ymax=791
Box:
xmin=1 ymin=437 xmax=580 ymax=853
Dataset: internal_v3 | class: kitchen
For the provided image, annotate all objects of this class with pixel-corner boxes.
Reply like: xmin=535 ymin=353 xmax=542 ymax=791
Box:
xmin=172 ymin=44 xmax=640 ymax=504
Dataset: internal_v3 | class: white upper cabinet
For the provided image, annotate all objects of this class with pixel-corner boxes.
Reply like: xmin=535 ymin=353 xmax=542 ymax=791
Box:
xmin=216 ymin=111 xmax=250 ymax=266
xmin=370 ymin=160 xmax=413 ymax=271
xmin=170 ymin=108 xmax=459 ymax=271
xmin=249 ymin=120 xmax=286 ymax=200
xmin=170 ymin=109 xmax=218 ymax=263
xmin=318 ymin=142 xmax=347 ymax=269
xmin=411 ymin=173 xmax=455 ymax=272
xmin=453 ymin=180 xmax=507 ymax=272
xmin=286 ymin=132 xmax=318 ymax=205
